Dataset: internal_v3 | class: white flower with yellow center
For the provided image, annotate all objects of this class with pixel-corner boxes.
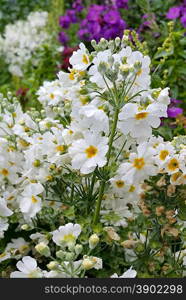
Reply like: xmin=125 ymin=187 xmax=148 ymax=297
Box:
xmin=118 ymin=103 xmax=162 ymax=141
xmin=36 ymin=80 xmax=63 ymax=106
xmin=68 ymin=133 xmax=108 ymax=174
xmin=155 ymin=142 xmax=175 ymax=168
xmin=170 ymin=171 xmax=186 ymax=185
xmin=6 ymin=238 xmax=29 ymax=256
xmin=19 ymin=183 xmax=44 ymax=219
xmin=70 ymin=43 xmax=90 ymax=71
xmin=10 ymin=256 xmax=43 ymax=278
xmin=165 ymin=155 xmax=181 ymax=175
xmin=0 ymin=251 xmax=11 ymax=262
xmin=118 ymin=143 xmax=157 ymax=184
xmin=110 ymin=176 xmax=126 ymax=193
xmin=52 ymin=223 xmax=81 ymax=247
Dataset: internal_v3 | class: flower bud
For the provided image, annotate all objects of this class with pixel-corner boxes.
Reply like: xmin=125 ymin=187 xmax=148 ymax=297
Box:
xmin=33 ymin=159 xmax=41 ymax=167
xmin=65 ymin=252 xmax=74 ymax=261
xmin=74 ymin=244 xmax=83 ymax=255
xmin=35 ymin=242 xmax=50 ymax=257
xmin=56 ymin=250 xmax=66 ymax=259
xmin=21 ymin=224 xmax=29 ymax=231
xmin=115 ymin=37 xmax=121 ymax=47
xmin=121 ymin=240 xmax=137 ymax=249
xmin=47 ymin=261 xmax=58 ymax=270
xmin=82 ymin=258 xmax=95 ymax=270
xmin=89 ymin=234 xmax=99 ymax=249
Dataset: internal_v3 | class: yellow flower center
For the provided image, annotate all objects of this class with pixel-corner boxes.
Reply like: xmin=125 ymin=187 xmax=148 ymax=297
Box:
xmin=82 ymin=54 xmax=89 ymax=65
xmin=167 ymin=158 xmax=179 ymax=172
xmin=171 ymin=172 xmax=182 ymax=182
xmin=1 ymin=168 xmax=9 ymax=176
xmin=56 ymin=145 xmax=65 ymax=152
xmin=12 ymin=112 xmax=17 ymax=118
xmin=159 ymin=150 xmax=169 ymax=161
xmin=69 ymin=71 xmax=75 ymax=80
xmin=7 ymin=146 xmax=15 ymax=152
xmin=129 ymin=185 xmax=136 ymax=192
xmin=24 ymin=127 xmax=30 ymax=132
xmin=19 ymin=139 xmax=30 ymax=147
xmin=133 ymin=158 xmax=145 ymax=170
xmin=0 ymin=253 xmax=6 ymax=258
xmin=85 ymin=145 xmax=98 ymax=158
xmin=31 ymin=196 xmax=38 ymax=204
xmin=7 ymin=196 xmax=14 ymax=201
xmin=68 ymin=130 xmax=73 ymax=135
xmin=19 ymin=245 xmax=29 ymax=252
xmin=115 ymin=180 xmax=125 ymax=188
xmin=63 ymin=233 xmax=75 ymax=243
xmin=136 ymin=69 xmax=142 ymax=76
xmin=46 ymin=175 xmax=53 ymax=181
xmin=50 ymin=93 xmax=55 ymax=99
xmin=135 ymin=112 xmax=149 ymax=120
xmin=80 ymin=96 xmax=89 ymax=105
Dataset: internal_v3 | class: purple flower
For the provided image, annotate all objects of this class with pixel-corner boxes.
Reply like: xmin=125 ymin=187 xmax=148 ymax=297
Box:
xmin=87 ymin=5 xmax=105 ymax=22
xmin=115 ymin=0 xmax=128 ymax=9
xmin=66 ymin=9 xmax=78 ymax=23
xmin=72 ymin=0 xmax=84 ymax=12
xmin=166 ymin=6 xmax=181 ymax=19
xmin=171 ymin=98 xmax=182 ymax=105
xmin=58 ymin=31 xmax=69 ymax=45
xmin=181 ymin=13 xmax=186 ymax=27
xmin=59 ymin=15 xmax=71 ymax=29
xmin=104 ymin=9 xmax=121 ymax=24
xmin=167 ymin=107 xmax=183 ymax=118
xmin=78 ymin=4 xmax=127 ymax=42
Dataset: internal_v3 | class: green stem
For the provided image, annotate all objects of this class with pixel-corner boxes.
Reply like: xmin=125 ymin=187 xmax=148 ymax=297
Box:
xmin=93 ymin=108 xmax=120 ymax=224
xmin=93 ymin=180 xmax=106 ymax=224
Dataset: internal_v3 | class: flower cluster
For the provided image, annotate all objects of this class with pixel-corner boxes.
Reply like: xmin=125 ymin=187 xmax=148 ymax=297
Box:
xmin=166 ymin=1 xmax=186 ymax=28
xmin=59 ymin=1 xmax=127 ymax=46
xmin=0 ymin=35 xmax=186 ymax=277
xmin=78 ymin=4 xmax=127 ymax=42
xmin=0 ymin=11 xmax=49 ymax=76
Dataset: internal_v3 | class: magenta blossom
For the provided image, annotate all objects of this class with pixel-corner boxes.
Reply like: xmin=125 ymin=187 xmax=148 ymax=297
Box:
xmin=166 ymin=6 xmax=181 ymax=19
xmin=167 ymin=107 xmax=183 ymax=118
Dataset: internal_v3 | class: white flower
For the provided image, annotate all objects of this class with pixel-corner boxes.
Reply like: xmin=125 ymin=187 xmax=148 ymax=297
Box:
xmin=19 ymin=183 xmax=44 ymax=219
xmin=78 ymin=104 xmax=109 ymax=134
xmin=69 ymin=132 xmax=108 ymax=174
xmin=88 ymin=49 xmax=112 ymax=88
xmin=70 ymin=43 xmax=90 ymax=71
xmin=6 ymin=238 xmax=29 ymax=255
xmin=37 ymin=80 xmax=63 ymax=106
xmin=111 ymin=267 xmax=137 ymax=278
xmin=118 ymin=142 xmax=157 ymax=184
xmin=2 ymin=11 xmax=48 ymax=77
xmin=10 ymin=256 xmax=43 ymax=278
xmin=52 ymin=223 xmax=81 ymax=247
xmin=118 ymin=103 xmax=163 ymax=141
xmin=165 ymin=155 xmax=181 ymax=175
xmin=155 ymin=142 xmax=175 ymax=168
xmin=0 ymin=197 xmax=13 ymax=217
xmin=156 ymin=87 xmax=170 ymax=105
xmin=0 ymin=251 xmax=11 ymax=262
